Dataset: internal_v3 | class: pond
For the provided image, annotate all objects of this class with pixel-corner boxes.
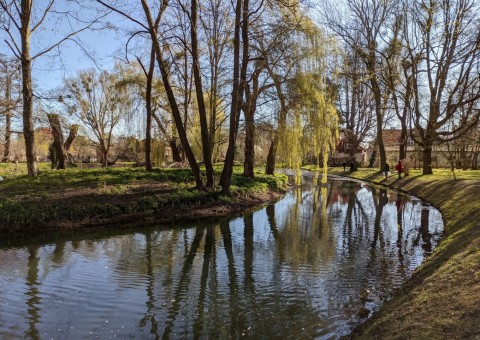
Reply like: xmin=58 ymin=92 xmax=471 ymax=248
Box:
xmin=0 ymin=176 xmax=444 ymax=339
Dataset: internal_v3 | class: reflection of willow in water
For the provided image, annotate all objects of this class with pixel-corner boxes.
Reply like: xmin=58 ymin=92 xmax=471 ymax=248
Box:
xmin=120 ymin=218 xmax=325 ymax=338
xmin=0 ymin=179 xmax=443 ymax=339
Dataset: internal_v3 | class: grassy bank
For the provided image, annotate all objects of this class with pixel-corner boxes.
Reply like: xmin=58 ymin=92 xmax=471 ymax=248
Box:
xmin=0 ymin=164 xmax=288 ymax=234
xmin=327 ymin=167 xmax=480 ymax=339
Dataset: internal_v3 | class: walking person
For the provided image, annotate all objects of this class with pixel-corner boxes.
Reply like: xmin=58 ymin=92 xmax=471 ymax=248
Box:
xmin=342 ymin=161 xmax=347 ymax=172
xmin=395 ymin=160 xmax=404 ymax=179
xmin=384 ymin=163 xmax=390 ymax=180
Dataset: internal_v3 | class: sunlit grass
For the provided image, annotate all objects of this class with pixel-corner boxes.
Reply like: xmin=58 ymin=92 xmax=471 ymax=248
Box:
xmin=0 ymin=164 xmax=287 ymax=229
xmin=330 ymin=164 xmax=480 ymax=339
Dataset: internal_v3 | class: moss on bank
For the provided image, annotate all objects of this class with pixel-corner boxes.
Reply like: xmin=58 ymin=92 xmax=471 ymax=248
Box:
xmin=0 ymin=165 xmax=288 ymax=234
xmin=327 ymin=167 xmax=480 ymax=339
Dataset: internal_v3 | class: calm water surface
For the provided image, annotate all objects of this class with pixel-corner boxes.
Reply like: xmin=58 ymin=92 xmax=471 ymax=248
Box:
xmin=0 ymin=176 xmax=444 ymax=339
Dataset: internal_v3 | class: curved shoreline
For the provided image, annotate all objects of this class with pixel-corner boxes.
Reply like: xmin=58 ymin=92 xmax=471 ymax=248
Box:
xmin=332 ymin=169 xmax=480 ymax=339
xmin=0 ymin=189 xmax=283 ymax=237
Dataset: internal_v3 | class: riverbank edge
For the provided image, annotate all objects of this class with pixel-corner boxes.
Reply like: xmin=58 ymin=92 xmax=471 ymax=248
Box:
xmin=331 ymin=169 xmax=480 ymax=339
xmin=0 ymin=189 xmax=285 ymax=237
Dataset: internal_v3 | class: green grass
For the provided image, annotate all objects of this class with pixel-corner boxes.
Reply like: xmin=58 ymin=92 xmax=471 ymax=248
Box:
xmin=0 ymin=164 xmax=287 ymax=231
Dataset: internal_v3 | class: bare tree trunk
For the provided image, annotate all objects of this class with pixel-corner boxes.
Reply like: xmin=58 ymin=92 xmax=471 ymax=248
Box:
xmin=244 ymin=108 xmax=255 ymax=178
xmin=20 ymin=2 xmax=38 ymax=176
xmin=191 ymin=0 xmax=214 ymax=187
xmin=243 ymin=64 xmax=265 ymax=179
xmin=170 ymin=139 xmax=182 ymax=162
xmin=144 ymin=44 xmax=155 ymax=171
xmin=371 ymin=78 xmax=387 ymax=172
xmin=64 ymin=125 xmax=78 ymax=155
xmin=47 ymin=114 xmax=66 ymax=169
xmin=220 ymin=0 xmax=245 ymax=194
xmin=102 ymin=148 xmax=108 ymax=167
xmin=265 ymin=134 xmax=278 ymax=175
xmin=399 ymin=126 xmax=407 ymax=160
xmin=423 ymin=147 xmax=433 ymax=175
xmin=140 ymin=0 xmax=203 ymax=188
xmin=2 ymin=77 xmax=11 ymax=162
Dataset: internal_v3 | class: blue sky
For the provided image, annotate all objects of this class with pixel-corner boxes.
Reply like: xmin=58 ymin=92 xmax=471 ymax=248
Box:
xmin=0 ymin=2 xmax=128 ymax=94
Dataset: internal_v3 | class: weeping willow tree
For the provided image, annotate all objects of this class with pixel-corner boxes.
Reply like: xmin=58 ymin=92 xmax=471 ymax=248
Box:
xmin=277 ymin=20 xmax=339 ymax=184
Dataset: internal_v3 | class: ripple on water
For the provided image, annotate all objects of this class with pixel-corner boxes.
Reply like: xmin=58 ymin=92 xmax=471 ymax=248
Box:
xmin=0 ymin=177 xmax=444 ymax=339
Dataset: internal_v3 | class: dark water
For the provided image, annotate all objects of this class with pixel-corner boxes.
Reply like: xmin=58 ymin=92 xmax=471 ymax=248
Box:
xmin=0 ymin=176 xmax=443 ymax=339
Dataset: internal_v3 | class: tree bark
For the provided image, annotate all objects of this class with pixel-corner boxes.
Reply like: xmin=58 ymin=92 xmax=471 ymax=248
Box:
xmin=243 ymin=64 xmax=263 ymax=179
xmin=2 ymin=76 xmax=12 ymax=162
xmin=422 ymin=147 xmax=433 ymax=175
xmin=21 ymin=0 xmax=38 ymax=176
xmin=169 ymin=139 xmax=182 ymax=162
xmin=64 ymin=125 xmax=78 ymax=155
xmin=370 ymin=77 xmax=387 ymax=172
xmin=102 ymin=147 xmax=108 ymax=167
xmin=144 ymin=44 xmax=155 ymax=172
xmin=243 ymin=108 xmax=255 ymax=178
xmin=47 ymin=114 xmax=66 ymax=169
xmin=140 ymin=0 xmax=203 ymax=188
xmin=191 ymin=0 xmax=214 ymax=187
xmin=265 ymin=134 xmax=278 ymax=175
xmin=220 ymin=0 xmax=245 ymax=194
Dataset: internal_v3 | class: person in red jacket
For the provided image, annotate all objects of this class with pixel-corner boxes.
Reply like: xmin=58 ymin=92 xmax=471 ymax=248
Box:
xmin=395 ymin=160 xmax=404 ymax=179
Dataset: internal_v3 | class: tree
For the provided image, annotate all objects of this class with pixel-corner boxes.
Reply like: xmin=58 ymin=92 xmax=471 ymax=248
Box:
xmin=97 ymin=0 xmax=205 ymax=188
xmin=0 ymin=54 xmax=21 ymax=162
xmin=322 ymin=0 xmax=400 ymax=172
xmin=337 ymin=46 xmax=375 ymax=159
xmin=64 ymin=69 xmax=131 ymax=167
xmin=201 ymin=0 xmax=232 ymax=165
xmin=404 ymin=0 xmax=480 ymax=174
xmin=255 ymin=3 xmax=308 ymax=175
xmin=260 ymin=6 xmax=336 ymax=177
xmin=218 ymin=0 xmax=246 ymax=194
xmin=189 ymin=0 xmax=215 ymax=187
xmin=47 ymin=113 xmax=78 ymax=169
xmin=0 ymin=0 xmax=104 ymax=176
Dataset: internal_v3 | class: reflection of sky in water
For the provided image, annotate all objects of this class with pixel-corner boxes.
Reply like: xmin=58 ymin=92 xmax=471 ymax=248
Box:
xmin=0 ymin=178 xmax=444 ymax=339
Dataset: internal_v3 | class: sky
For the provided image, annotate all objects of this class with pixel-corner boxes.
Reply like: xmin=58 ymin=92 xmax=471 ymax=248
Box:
xmin=0 ymin=1 xmax=130 ymax=95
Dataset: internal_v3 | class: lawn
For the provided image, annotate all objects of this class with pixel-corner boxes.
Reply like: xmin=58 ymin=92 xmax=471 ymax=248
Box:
xmin=0 ymin=164 xmax=287 ymax=233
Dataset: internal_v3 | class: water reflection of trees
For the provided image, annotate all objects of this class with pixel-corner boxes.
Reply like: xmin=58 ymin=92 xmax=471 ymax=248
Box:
xmin=0 ymin=179 xmax=443 ymax=339
xmin=25 ymin=246 xmax=41 ymax=340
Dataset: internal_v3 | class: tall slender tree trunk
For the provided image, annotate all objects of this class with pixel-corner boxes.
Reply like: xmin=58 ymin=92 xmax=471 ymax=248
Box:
xmin=140 ymin=0 xmax=203 ymax=188
xmin=265 ymin=134 xmax=278 ymax=175
xmin=20 ymin=1 xmax=38 ymax=176
xmin=371 ymin=78 xmax=386 ymax=171
xmin=243 ymin=107 xmax=255 ymax=178
xmin=2 ymin=76 xmax=12 ymax=162
xmin=243 ymin=65 xmax=263 ymax=179
xmin=208 ymin=68 xmax=218 ymax=161
xmin=144 ymin=45 xmax=155 ymax=172
xmin=191 ymin=0 xmax=214 ymax=187
xmin=220 ymin=0 xmax=245 ymax=194
xmin=399 ymin=124 xmax=407 ymax=160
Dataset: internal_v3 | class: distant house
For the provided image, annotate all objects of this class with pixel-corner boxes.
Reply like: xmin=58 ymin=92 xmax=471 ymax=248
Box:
xmin=329 ymin=130 xmax=367 ymax=165
xmin=373 ymin=129 xmax=454 ymax=168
